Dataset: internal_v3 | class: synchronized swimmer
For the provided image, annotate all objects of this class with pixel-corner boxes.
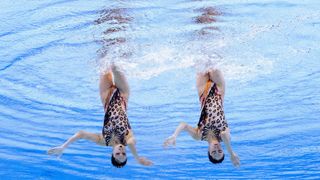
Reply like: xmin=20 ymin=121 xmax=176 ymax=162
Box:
xmin=163 ymin=69 xmax=240 ymax=167
xmin=48 ymin=65 xmax=153 ymax=167
xmin=48 ymin=65 xmax=240 ymax=168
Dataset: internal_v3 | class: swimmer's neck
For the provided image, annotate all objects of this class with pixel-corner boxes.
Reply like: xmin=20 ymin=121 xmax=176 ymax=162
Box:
xmin=207 ymin=135 xmax=219 ymax=144
xmin=110 ymin=135 xmax=121 ymax=147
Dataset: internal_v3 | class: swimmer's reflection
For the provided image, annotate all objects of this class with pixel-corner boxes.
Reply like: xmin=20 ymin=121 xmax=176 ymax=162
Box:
xmin=195 ymin=7 xmax=221 ymax=35
xmin=94 ymin=8 xmax=133 ymax=58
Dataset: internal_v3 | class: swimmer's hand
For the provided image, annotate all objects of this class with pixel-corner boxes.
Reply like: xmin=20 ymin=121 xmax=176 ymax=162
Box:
xmin=231 ymin=152 xmax=240 ymax=168
xmin=137 ymin=157 xmax=153 ymax=166
xmin=163 ymin=135 xmax=176 ymax=147
xmin=47 ymin=146 xmax=65 ymax=158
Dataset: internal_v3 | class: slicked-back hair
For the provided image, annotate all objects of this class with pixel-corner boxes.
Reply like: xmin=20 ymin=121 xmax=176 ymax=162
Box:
xmin=208 ymin=151 xmax=225 ymax=164
xmin=111 ymin=154 xmax=127 ymax=168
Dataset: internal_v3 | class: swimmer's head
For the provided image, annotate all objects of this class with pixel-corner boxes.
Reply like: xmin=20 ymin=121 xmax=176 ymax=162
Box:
xmin=208 ymin=143 xmax=224 ymax=164
xmin=111 ymin=144 xmax=127 ymax=168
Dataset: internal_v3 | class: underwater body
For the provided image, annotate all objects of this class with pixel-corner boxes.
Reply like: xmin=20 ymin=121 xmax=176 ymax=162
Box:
xmin=0 ymin=0 xmax=320 ymax=179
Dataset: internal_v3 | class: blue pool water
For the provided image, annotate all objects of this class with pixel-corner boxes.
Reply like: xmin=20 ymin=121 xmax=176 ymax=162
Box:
xmin=1 ymin=0 xmax=320 ymax=179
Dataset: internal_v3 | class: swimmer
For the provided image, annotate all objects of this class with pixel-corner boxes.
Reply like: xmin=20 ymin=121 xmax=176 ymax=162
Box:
xmin=163 ymin=69 xmax=240 ymax=167
xmin=48 ymin=65 xmax=153 ymax=168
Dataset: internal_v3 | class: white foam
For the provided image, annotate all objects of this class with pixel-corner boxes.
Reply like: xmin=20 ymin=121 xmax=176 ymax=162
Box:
xmin=97 ymin=42 xmax=274 ymax=82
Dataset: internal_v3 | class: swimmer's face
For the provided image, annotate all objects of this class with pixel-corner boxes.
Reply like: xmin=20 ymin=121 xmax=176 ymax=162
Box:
xmin=112 ymin=144 xmax=127 ymax=163
xmin=209 ymin=143 xmax=224 ymax=160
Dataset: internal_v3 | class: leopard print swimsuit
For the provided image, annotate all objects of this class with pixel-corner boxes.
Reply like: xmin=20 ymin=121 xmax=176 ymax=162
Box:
xmin=102 ymin=88 xmax=131 ymax=146
xmin=197 ymin=83 xmax=228 ymax=142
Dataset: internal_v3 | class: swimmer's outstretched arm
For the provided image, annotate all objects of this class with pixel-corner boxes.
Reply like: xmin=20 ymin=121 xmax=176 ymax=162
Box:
xmin=221 ymin=129 xmax=240 ymax=167
xmin=163 ymin=122 xmax=200 ymax=147
xmin=126 ymin=137 xmax=153 ymax=166
xmin=47 ymin=130 xmax=103 ymax=157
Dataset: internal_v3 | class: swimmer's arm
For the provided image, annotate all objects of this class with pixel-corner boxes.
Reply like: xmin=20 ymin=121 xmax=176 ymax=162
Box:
xmin=61 ymin=130 xmax=103 ymax=148
xmin=47 ymin=130 xmax=103 ymax=157
xmin=127 ymin=137 xmax=153 ymax=166
xmin=163 ymin=122 xmax=200 ymax=147
xmin=221 ymin=129 xmax=240 ymax=167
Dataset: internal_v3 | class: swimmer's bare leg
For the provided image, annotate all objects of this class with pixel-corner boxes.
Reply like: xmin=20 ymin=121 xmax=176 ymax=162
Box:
xmin=208 ymin=68 xmax=225 ymax=99
xmin=99 ymin=68 xmax=114 ymax=106
xmin=196 ymin=71 xmax=210 ymax=98
xmin=111 ymin=65 xmax=130 ymax=100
